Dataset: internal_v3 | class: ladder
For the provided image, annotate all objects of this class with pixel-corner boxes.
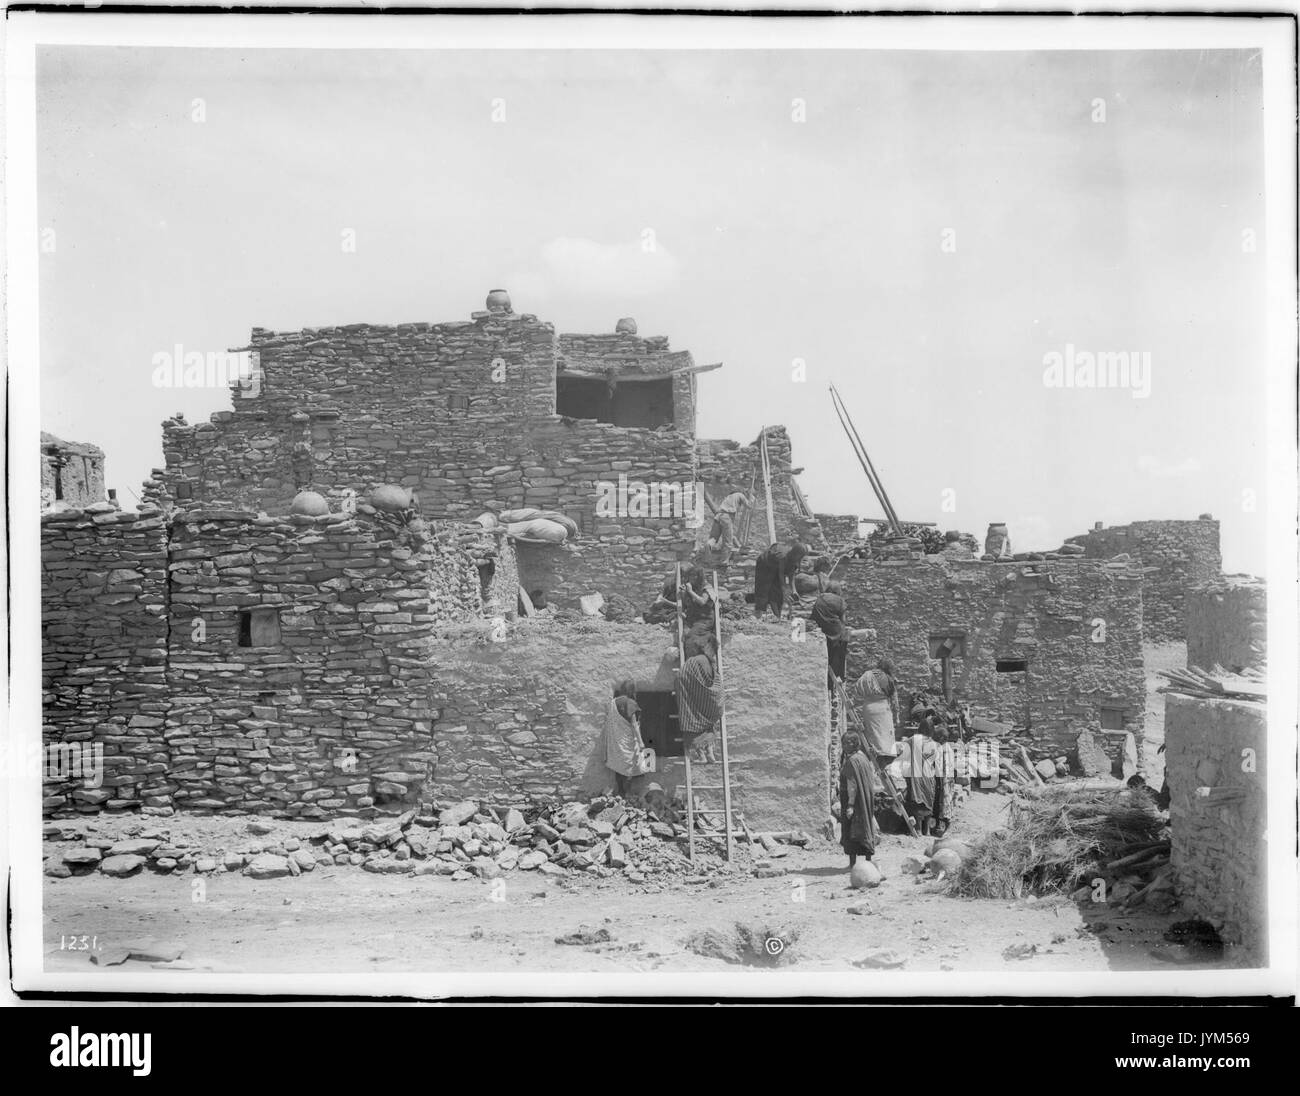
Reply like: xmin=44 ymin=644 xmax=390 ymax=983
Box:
xmin=675 ymin=564 xmax=743 ymax=861
xmin=832 ymin=674 xmax=920 ymax=838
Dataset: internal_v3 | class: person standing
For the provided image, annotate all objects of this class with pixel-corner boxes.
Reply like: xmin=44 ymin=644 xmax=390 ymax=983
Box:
xmin=604 ymin=679 xmax=644 ymax=797
xmin=753 ymin=541 xmax=808 ymax=619
xmin=849 ymin=658 xmax=900 ymax=759
xmin=707 ymin=490 xmax=751 ymax=563
xmin=839 ymin=730 xmax=880 ymax=869
xmin=899 ymin=718 xmax=938 ymax=836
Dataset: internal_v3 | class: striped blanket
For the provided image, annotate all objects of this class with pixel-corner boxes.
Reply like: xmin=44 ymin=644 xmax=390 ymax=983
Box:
xmin=677 ymin=653 xmax=722 ymax=738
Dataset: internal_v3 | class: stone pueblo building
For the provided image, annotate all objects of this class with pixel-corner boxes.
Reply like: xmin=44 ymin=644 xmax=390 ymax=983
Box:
xmin=41 ymin=290 xmax=1234 ymax=832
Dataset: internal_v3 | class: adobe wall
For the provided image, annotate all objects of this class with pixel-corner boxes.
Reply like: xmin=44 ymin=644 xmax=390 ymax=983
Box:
xmin=429 ymin=618 xmax=831 ymax=833
xmin=1066 ymin=519 xmax=1221 ymax=641
xmin=41 ymin=432 xmax=106 ymax=511
xmin=1164 ymin=693 xmax=1267 ymax=962
xmin=1186 ymin=576 xmax=1267 ymax=673
xmin=833 ymin=556 xmax=1146 ymax=758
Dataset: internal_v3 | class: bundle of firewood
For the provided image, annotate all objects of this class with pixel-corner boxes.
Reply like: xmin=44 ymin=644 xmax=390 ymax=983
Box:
xmin=1158 ymin=664 xmax=1266 ymax=702
xmin=1102 ymin=839 xmax=1174 ymax=910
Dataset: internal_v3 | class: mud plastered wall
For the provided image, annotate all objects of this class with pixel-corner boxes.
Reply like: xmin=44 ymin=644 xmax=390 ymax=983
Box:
xmin=41 ymin=432 xmax=106 ymax=511
xmin=42 ymin=506 xmax=488 ymax=820
xmin=429 ymin=618 xmax=830 ymax=833
xmin=1186 ymin=576 xmax=1267 ymax=673
xmin=1165 ymin=693 xmax=1267 ymax=961
xmin=1066 ymin=519 xmax=1221 ymax=641
xmin=834 ymin=557 xmax=1146 ymax=757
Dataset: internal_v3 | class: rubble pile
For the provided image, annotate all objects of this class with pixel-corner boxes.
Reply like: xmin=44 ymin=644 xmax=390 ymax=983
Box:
xmin=42 ymin=796 xmax=770 ymax=884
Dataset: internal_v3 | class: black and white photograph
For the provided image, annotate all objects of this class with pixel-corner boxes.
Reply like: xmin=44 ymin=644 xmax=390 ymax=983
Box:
xmin=5 ymin=6 xmax=1296 ymax=1013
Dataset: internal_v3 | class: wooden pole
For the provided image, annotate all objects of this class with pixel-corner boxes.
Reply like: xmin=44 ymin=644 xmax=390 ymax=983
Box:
xmin=759 ymin=429 xmax=777 ymax=546
xmin=828 ymin=384 xmax=903 ymax=537
xmin=712 ymin=570 xmax=733 ymax=863
xmin=675 ymin=562 xmax=695 ymax=862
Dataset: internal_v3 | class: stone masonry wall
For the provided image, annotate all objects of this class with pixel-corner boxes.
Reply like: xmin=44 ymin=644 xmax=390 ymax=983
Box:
xmin=1186 ymin=576 xmax=1267 ymax=673
xmin=1067 ymin=519 xmax=1221 ymax=641
xmin=151 ymin=310 xmax=706 ymax=611
xmin=1165 ymin=693 xmax=1267 ymax=962
xmin=833 ymin=556 xmax=1146 ymax=759
xmin=42 ymin=504 xmax=169 ymax=815
xmin=429 ymin=618 xmax=830 ymax=833
xmin=815 ymin=513 xmax=862 ymax=546
xmin=42 ymin=505 xmax=489 ymax=820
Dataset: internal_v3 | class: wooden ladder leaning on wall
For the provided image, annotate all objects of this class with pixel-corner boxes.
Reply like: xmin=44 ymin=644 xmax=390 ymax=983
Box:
xmin=675 ymin=564 xmax=744 ymax=862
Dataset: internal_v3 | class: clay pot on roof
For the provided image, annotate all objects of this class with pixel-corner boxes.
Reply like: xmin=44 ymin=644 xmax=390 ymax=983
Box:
xmin=485 ymin=289 xmax=512 ymax=313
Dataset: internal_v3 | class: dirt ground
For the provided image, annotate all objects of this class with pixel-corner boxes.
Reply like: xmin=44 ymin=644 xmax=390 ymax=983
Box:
xmin=44 ymin=639 xmax=1230 ymax=980
xmin=43 ymin=786 xmax=1231 ymax=978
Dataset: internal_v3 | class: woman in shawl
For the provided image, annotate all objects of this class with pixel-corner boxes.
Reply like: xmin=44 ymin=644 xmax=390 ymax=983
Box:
xmin=899 ymin=717 xmax=939 ymax=836
xmin=839 ymin=730 xmax=879 ymax=867
xmin=677 ymin=642 xmax=722 ymax=762
xmin=849 ymin=657 xmax=900 ymax=758
xmin=604 ymin=679 xmax=643 ymax=796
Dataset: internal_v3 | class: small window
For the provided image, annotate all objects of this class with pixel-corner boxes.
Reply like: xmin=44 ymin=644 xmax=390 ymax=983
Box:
xmin=174 ymin=481 xmax=193 ymax=500
xmin=995 ymin=658 xmax=1029 ymax=674
xmin=53 ymin=464 xmax=64 ymax=500
xmin=1100 ymin=706 xmax=1126 ymax=731
xmin=636 ymin=690 xmax=683 ymax=758
xmin=237 ymin=608 xmax=281 ymax=648
xmin=448 ymin=394 xmax=469 ymax=412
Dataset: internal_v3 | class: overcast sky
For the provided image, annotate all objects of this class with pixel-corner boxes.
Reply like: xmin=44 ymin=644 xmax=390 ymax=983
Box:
xmin=37 ymin=46 xmax=1267 ymax=573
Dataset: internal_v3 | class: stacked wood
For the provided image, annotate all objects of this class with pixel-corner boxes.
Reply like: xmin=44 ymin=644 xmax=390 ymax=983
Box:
xmin=1158 ymin=664 xmax=1266 ymax=703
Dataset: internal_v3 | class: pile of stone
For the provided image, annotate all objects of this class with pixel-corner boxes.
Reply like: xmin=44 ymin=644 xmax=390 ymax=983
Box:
xmin=42 ymin=796 xmax=751 ymax=884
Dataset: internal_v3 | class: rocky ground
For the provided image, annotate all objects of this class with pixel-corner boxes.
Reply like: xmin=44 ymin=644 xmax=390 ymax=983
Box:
xmin=43 ymin=785 xmax=1232 ymax=977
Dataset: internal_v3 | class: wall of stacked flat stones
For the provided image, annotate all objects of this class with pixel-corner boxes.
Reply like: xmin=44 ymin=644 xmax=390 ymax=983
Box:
xmin=41 ymin=507 xmax=169 ymax=815
xmin=41 ymin=508 xmax=490 ymax=820
xmin=41 ymin=448 xmax=106 ymax=510
xmin=1165 ymin=694 xmax=1267 ymax=961
xmin=816 ymin=513 xmax=861 ymax=546
xmin=1067 ymin=520 xmax=1222 ymax=641
xmin=557 ymin=331 xmax=696 ymax=435
xmin=154 ymin=316 xmax=702 ymax=610
xmin=1186 ymin=578 xmax=1267 ymax=672
xmin=428 ymin=619 xmax=830 ymax=831
xmin=833 ymin=558 xmax=1146 ymax=756
xmin=162 ymin=511 xmax=459 ymax=818
xmin=696 ymin=427 xmax=826 ymax=597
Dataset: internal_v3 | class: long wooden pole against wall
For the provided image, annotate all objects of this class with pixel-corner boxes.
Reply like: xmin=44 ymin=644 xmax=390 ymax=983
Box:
xmin=712 ymin=570 xmax=734 ymax=863
xmin=675 ymin=562 xmax=695 ymax=862
xmin=759 ymin=429 xmax=777 ymax=546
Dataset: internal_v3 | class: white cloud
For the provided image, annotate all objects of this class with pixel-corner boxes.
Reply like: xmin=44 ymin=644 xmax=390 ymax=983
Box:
xmin=509 ymin=236 xmax=681 ymax=302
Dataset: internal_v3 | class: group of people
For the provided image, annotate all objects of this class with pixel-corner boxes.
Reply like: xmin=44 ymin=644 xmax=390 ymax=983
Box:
xmin=837 ymin=660 xmax=963 ymax=868
xmin=624 ymin=506 xmax=971 ymax=871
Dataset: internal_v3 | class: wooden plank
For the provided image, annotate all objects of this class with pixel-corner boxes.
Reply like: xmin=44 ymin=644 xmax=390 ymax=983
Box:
xmin=713 ymin=569 xmax=734 ymax=864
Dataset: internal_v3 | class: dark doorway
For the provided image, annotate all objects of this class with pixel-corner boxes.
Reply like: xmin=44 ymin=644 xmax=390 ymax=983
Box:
xmin=636 ymin=689 xmax=683 ymax=758
xmin=556 ymin=375 xmax=675 ymax=428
